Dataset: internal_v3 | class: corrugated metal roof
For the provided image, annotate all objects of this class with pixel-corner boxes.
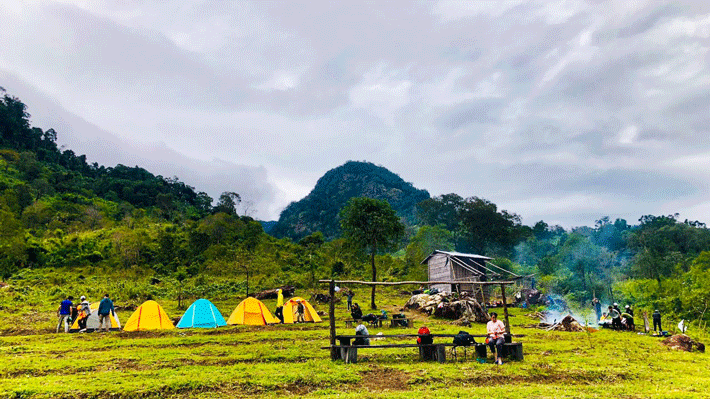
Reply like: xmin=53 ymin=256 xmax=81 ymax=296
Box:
xmin=420 ymin=250 xmax=492 ymax=264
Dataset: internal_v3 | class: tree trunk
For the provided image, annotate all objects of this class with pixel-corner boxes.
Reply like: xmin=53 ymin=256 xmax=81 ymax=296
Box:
xmin=245 ymin=268 xmax=250 ymax=297
xmin=370 ymin=244 xmax=377 ymax=310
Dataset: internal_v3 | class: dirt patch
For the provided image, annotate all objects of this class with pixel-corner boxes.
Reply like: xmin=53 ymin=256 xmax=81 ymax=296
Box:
xmin=358 ymin=366 xmax=411 ymax=391
xmin=662 ymin=334 xmax=706 ymax=352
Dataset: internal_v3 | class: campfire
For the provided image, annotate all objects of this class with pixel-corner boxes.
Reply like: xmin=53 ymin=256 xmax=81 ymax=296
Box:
xmin=529 ymin=311 xmax=593 ymax=332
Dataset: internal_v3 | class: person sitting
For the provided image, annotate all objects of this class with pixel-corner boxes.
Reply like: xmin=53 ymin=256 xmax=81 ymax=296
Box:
xmin=350 ymin=303 xmax=363 ymax=320
xmin=379 ymin=310 xmax=388 ymax=320
xmin=354 ymin=323 xmax=370 ymax=345
xmin=487 ymin=312 xmax=506 ymax=365
xmin=361 ymin=313 xmax=377 ymax=323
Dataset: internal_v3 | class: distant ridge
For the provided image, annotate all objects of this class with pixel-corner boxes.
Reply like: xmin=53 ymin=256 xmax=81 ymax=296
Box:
xmin=270 ymin=161 xmax=430 ymax=241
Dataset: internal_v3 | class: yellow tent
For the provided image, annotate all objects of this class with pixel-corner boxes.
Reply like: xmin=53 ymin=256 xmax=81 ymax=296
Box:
xmin=227 ymin=297 xmax=279 ymax=325
xmin=282 ymin=297 xmax=322 ymax=323
xmin=123 ymin=300 xmax=175 ymax=331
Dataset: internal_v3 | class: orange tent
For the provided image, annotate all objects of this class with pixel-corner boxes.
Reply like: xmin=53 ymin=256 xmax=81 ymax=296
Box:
xmin=227 ymin=297 xmax=279 ymax=325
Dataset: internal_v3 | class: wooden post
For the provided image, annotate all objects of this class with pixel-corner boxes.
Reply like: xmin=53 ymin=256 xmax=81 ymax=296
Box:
xmin=329 ymin=280 xmax=337 ymax=360
xmin=500 ymin=283 xmax=511 ymax=335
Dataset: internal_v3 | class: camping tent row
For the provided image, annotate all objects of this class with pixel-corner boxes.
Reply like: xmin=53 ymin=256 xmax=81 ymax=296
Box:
xmin=70 ymin=297 xmax=321 ymax=332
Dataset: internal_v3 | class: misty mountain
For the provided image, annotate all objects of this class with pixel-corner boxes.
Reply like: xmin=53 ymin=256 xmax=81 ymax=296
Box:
xmin=269 ymin=161 xmax=430 ymax=241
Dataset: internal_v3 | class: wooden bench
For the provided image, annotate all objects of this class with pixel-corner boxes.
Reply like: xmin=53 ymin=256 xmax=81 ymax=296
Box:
xmin=344 ymin=319 xmax=362 ymax=328
xmin=345 ymin=318 xmax=401 ymax=328
xmin=327 ymin=343 xmax=453 ymax=363
xmin=323 ymin=334 xmax=524 ymax=364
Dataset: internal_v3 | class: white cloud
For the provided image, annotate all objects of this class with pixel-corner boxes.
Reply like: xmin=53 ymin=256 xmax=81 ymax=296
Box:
xmin=618 ymin=125 xmax=639 ymax=145
xmin=3 ymin=1 xmax=710 ymax=226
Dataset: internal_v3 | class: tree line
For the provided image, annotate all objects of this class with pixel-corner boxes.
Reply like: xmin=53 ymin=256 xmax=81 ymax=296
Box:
xmin=3 ymin=89 xmax=710 ymax=324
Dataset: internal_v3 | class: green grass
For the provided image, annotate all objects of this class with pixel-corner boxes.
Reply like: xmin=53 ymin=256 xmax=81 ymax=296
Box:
xmin=1 ymin=284 xmax=709 ymax=398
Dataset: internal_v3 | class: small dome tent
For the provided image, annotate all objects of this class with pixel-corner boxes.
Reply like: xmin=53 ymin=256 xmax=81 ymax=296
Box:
xmin=282 ymin=297 xmax=322 ymax=323
xmin=69 ymin=302 xmax=121 ymax=332
xmin=227 ymin=297 xmax=279 ymax=325
xmin=177 ymin=299 xmax=227 ymax=329
xmin=123 ymin=300 xmax=175 ymax=331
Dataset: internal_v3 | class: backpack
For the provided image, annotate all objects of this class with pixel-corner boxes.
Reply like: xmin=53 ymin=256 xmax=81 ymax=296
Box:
xmin=417 ymin=326 xmax=432 ymax=345
xmin=453 ymin=331 xmax=475 ymax=347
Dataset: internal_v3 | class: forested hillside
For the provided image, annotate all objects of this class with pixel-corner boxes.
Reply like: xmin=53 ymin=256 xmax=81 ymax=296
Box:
xmin=3 ymin=89 xmax=710 ymax=328
xmin=270 ymin=161 xmax=430 ymax=241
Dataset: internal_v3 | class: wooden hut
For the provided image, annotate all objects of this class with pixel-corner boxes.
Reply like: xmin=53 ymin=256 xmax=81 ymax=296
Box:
xmin=421 ymin=250 xmax=519 ymax=303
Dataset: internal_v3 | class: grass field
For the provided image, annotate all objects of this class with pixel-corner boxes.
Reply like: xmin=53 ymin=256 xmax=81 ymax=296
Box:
xmin=2 ymin=286 xmax=709 ymax=398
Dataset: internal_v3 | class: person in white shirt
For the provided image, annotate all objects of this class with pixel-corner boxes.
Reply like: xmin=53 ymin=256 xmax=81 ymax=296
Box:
xmin=486 ymin=312 xmax=506 ymax=365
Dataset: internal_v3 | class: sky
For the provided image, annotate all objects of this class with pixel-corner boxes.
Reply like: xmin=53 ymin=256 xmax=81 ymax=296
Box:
xmin=1 ymin=1 xmax=710 ymax=227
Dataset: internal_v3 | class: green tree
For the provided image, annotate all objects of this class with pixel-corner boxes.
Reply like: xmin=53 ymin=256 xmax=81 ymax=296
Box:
xmin=340 ymin=197 xmax=404 ymax=309
xmin=404 ymin=225 xmax=454 ymax=279
xmin=214 ymin=192 xmax=241 ymax=216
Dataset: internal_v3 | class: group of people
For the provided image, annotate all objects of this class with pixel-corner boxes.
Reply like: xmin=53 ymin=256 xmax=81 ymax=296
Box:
xmin=273 ymin=289 xmax=306 ymax=323
xmin=56 ymin=294 xmax=115 ymax=333
xmin=593 ymin=298 xmax=663 ymax=332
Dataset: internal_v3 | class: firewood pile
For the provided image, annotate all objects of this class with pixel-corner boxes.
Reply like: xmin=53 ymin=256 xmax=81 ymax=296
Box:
xmin=404 ymin=293 xmax=490 ymax=323
xmin=662 ymin=334 xmax=706 ymax=352
xmin=252 ymin=285 xmax=295 ymax=300
xmin=310 ymin=293 xmax=341 ymax=304
xmin=525 ymin=311 xmax=548 ymax=320
xmin=546 ymin=315 xmax=586 ymax=332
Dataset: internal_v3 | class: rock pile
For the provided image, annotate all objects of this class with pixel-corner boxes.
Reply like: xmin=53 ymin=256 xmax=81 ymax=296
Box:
xmin=404 ymin=293 xmax=489 ymax=324
xmin=662 ymin=334 xmax=706 ymax=352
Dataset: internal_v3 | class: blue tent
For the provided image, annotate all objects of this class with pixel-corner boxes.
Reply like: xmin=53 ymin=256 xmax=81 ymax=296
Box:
xmin=177 ymin=299 xmax=227 ymax=328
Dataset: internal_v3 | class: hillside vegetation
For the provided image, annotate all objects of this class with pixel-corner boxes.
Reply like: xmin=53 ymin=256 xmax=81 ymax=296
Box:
xmin=2 ymin=89 xmax=710 ymax=338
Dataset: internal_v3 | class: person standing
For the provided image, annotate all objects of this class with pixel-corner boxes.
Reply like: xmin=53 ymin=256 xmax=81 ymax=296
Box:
xmin=625 ymin=304 xmax=634 ymax=317
xmin=296 ymin=300 xmax=306 ymax=323
xmin=487 ymin=312 xmax=506 ymax=365
xmin=346 ymin=290 xmax=354 ymax=311
xmin=592 ymin=298 xmax=602 ymax=322
xmin=609 ymin=305 xmax=621 ymax=330
xmin=97 ymin=294 xmax=115 ymax=332
xmin=78 ymin=295 xmax=91 ymax=332
xmin=56 ymin=296 xmax=74 ymax=333
xmin=274 ymin=289 xmax=284 ymax=323
xmin=652 ymin=310 xmax=662 ymax=333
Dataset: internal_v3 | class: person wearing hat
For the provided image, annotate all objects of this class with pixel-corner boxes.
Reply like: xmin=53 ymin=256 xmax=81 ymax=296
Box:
xmin=624 ymin=304 xmax=634 ymax=317
xmin=608 ymin=305 xmax=622 ymax=330
xmin=78 ymin=296 xmax=91 ymax=332
xmin=274 ymin=289 xmax=284 ymax=323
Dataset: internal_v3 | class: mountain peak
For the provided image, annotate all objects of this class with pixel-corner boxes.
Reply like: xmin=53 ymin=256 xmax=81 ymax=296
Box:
xmin=270 ymin=161 xmax=429 ymax=240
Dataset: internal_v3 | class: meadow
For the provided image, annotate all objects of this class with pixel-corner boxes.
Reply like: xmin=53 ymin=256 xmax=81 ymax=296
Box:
xmin=2 ymin=282 xmax=710 ymax=399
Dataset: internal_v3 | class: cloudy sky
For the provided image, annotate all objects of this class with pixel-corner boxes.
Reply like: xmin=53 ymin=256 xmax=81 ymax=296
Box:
xmin=2 ymin=1 xmax=710 ymax=227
